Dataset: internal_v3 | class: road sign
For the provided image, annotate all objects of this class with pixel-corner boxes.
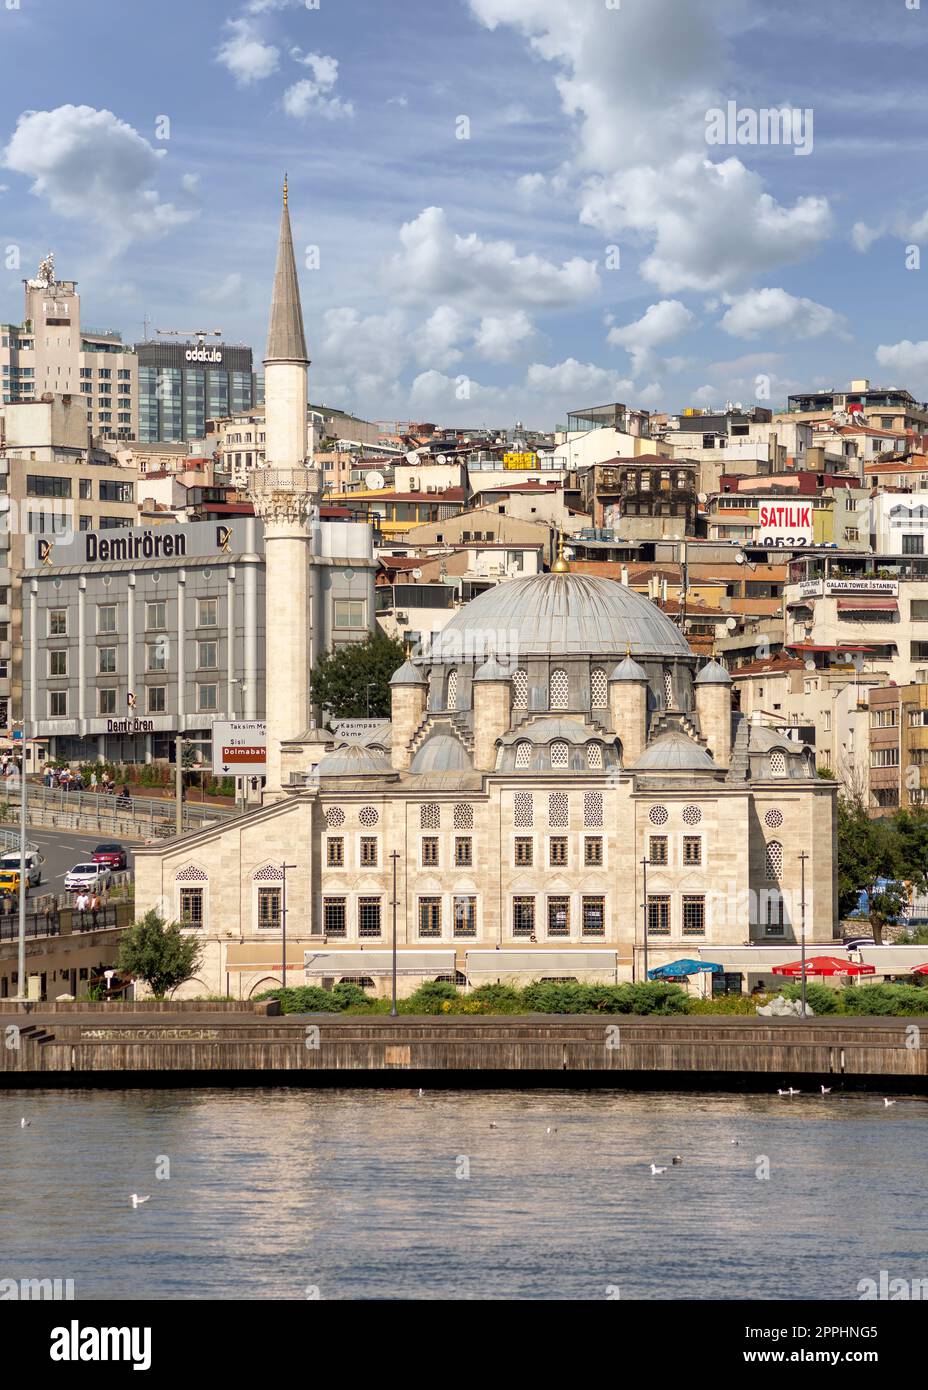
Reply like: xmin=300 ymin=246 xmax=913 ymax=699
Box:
xmin=211 ymin=720 xmax=267 ymax=776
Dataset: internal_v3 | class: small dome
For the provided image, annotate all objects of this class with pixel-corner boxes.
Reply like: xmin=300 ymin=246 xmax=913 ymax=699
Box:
xmin=610 ymin=654 xmax=648 ymax=683
xmin=631 ymin=731 xmax=717 ymax=772
xmin=474 ymin=656 xmax=512 ymax=682
xmin=316 ymin=744 xmax=391 ymax=776
xmin=410 ymin=734 xmax=472 ymax=773
xmin=390 ymin=659 xmax=427 ymax=686
xmin=695 ymin=659 xmax=732 ymax=686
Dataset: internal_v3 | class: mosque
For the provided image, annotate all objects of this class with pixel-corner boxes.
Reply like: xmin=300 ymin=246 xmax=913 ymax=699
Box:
xmin=133 ymin=185 xmax=838 ymax=999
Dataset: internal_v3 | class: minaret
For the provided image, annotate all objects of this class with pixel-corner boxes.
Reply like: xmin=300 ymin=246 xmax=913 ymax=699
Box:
xmin=247 ymin=177 xmax=320 ymax=795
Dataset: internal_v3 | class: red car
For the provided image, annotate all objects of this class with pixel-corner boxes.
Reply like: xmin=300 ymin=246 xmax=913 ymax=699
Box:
xmin=92 ymin=842 xmax=128 ymax=870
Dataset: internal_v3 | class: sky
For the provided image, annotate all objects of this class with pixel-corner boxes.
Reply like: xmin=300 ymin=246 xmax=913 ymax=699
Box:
xmin=2 ymin=0 xmax=928 ymax=430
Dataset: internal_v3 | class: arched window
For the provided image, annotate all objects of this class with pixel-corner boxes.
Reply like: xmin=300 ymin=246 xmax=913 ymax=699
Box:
xmin=551 ymin=740 xmax=569 ymax=769
xmin=591 ymin=667 xmax=608 ymax=708
xmin=586 ymin=742 xmax=604 ymax=770
xmin=515 ymin=741 xmax=532 ymax=768
xmin=769 ymin=750 xmax=787 ymax=777
xmin=663 ymin=671 xmax=673 ymax=708
xmin=513 ymin=669 xmax=528 ymax=710
xmin=550 ymin=668 xmax=569 ymax=710
xmin=765 ymin=840 xmax=783 ymax=881
xmin=447 ymin=669 xmax=458 ymax=711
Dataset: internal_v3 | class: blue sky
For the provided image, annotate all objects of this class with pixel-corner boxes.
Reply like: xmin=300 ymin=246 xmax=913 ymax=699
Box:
xmin=2 ymin=0 xmax=928 ymax=429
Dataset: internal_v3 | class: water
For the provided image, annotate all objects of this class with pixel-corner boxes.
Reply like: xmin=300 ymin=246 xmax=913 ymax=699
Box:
xmin=1 ymin=1087 xmax=925 ymax=1300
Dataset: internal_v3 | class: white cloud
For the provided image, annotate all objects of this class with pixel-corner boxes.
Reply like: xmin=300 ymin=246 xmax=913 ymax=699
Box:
xmin=385 ymin=206 xmax=599 ymax=308
xmin=409 ymin=369 xmax=506 ymax=412
xmin=283 ymin=78 xmax=354 ymax=120
xmin=216 ymin=19 xmax=280 ymax=85
xmin=719 ymin=288 xmax=847 ymax=341
xmin=515 ymin=172 xmax=546 ymax=200
xmin=524 ymin=357 xmax=634 ymax=399
xmin=415 ymin=305 xmax=466 ymax=369
xmin=876 ymin=339 xmax=928 ymax=378
xmin=474 ymin=310 xmax=536 ymax=362
xmin=580 ymin=155 xmax=833 ymax=294
xmin=851 ymin=220 xmax=882 ymax=254
xmin=606 ymin=298 xmax=694 ymax=372
xmin=317 ymin=306 xmax=408 ymax=403
xmin=2 ymin=105 xmax=194 ymax=248
xmin=199 ymin=272 xmax=244 ymax=304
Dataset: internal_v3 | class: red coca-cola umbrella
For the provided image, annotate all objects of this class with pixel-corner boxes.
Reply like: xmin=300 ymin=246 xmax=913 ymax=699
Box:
xmin=772 ymin=955 xmax=876 ymax=977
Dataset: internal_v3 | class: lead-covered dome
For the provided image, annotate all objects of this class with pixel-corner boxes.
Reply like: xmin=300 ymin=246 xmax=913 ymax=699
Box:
xmin=436 ymin=571 xmax=689 ymax=660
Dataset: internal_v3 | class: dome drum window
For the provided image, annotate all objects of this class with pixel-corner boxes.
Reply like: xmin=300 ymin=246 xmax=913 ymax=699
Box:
xmin=551 ymin=740 xmax=569 ymax=769
xmin=446 ymin=669 xmax=458 ymax=711
xmin=586 ymin=742 xmax=604 ymax=770
xmin=591 ymin=668 xmax=608 ymax=708
xmin=513 ymin=669 xmax=528 ymax=710
xmin=769 ymin=750 xmax=787 ymax=777
xmin=515 ymin=741 xmax=532 ymax=768
xmin=549 ymin=668 xmax=569 ymax=710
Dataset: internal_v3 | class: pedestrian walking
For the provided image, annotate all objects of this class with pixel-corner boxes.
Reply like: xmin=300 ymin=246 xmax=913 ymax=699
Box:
xmin=90 ymin=893 xmax=101 ymax=930
xmin=90 ymin=771 xmax=98 ymax=791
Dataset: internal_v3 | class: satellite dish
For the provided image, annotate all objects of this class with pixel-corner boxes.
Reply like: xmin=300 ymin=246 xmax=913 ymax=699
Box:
xmin=805 ymin=659 xmax=817 ymax=671
xmin=436 ymin=454 xmax=447 ymax=464
xmin=365 ymin=470 xmax=385 ymax=491
xmin=735 ymin=552 xmax=746 ymax=565
xmin=412 ymin=568 xmax=422 ymax=580
xmin=697 ymin=492 xmax=708 ymax=503
xmin=725 ymin=616 xmax=738 ymax=630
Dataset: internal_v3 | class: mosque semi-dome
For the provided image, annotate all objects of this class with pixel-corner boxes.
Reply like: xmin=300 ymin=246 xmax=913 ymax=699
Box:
xmin=435 ymin=571 xmax=690 ymax=660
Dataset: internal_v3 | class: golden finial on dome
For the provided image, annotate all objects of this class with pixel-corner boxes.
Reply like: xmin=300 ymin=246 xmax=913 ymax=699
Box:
xmin=551 ymin=531 xmax=570 ymax=573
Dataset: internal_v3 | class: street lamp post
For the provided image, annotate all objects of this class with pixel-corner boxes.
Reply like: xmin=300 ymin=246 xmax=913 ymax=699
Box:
xmin=12 ymin=721 xmax=28 ymax=1000
xmin=280 ymin=861 xmax=297 ymax=992
xmin=174 ymin=734 xmax=184 ymax=837
xmin=799 ymin=851 xmax=809 ymax=1018
xmin=390 ymin=850 xmax=400 ymax=1016
xmin=639 ymin=855 xmax=650 ymax=984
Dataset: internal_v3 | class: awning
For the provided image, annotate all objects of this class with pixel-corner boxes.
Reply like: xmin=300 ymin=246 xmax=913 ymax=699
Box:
xmin=465 ymin=950 xmax=619 ymax=975
xmin=304 ymin=949 xmax=457 ymax=977
xmin=836 ymin=598 xmax=898 ymax=613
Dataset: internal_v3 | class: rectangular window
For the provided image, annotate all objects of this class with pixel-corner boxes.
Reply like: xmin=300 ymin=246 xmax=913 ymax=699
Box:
xmin=49 ymin=690 xmax=67 ymax=717
xmin=418 ymin=896 xmax=442 ymax=938
xmin=514 ymin=836 xmax=534 ymax=867
xmin=334 ymin=598 xmax=367 ymax=630
xmin=179 ymin=888 xmax=203 ymax=928
xmin=327 ymin=837 xmax=344 ymax=867
xmin=764 ymin=891 xmax=785 ymax=935
xmin=453 ymin=895 xmax=477 ymax=938
xmin=146 ymin=601 xmax=166 ymax=630
xmin=323 ymin=897 xmax=346 ymax=938
xmin=358 ymin=897 xmax=382 ymax=938
xmin=647 ymin=895 xmax=671 ymax=936
xmin=682 ymin=895 xmax=705 ymax=937
xmin=197 ymin=641 xmax=218 ymax=670
xmin=454 ymin=836 xmax=473 ymax=867
xmin=197 ymin=598 xmax=218 ymax=628
xmin=683 ymin=836 xmax=702 ymax=866
xmin=147 ymin=642 xmax=167 ymax=672
xmin=512 ymin=896 xmax=535 ymax=938
xmin=649 ymin=835 xmax=668 ymax=865
xmin=79 ymin=478 xmax=93 ymax=500
xmin=98 ymin=688 xmax=116 ymax=715
xmin=582 ymin=896 xmax=605 ymax=938
xmin=98 ymin=479 xmax=133 ymax=503
xmin=197 ymin=684 xmax=218 ymax=713
xmin=97 ymin=605 xmax=117 ymax=634
xmin=49 ymin=649 xmax=67 ymax=677
xmin=49 ymin=608 xmax=67 ymax=637
xmin=359 ymin=836 xmax=378 ymax=867
xmin=547 ymin=896 xmax=570 ymax=937
xmin=98 ymin=647 xmax=116 ymax=674
xmin=549 ymin=836 xmax=568 ymax=867
xmin=257 ymin=886 xmax=281 ymax=930
xmin=870 ymin=748 xmax=900 ymax=768
xmin=147 ymin=686 xmax=166 ymax=714
xmin=26 ymin=474 xmax=71 ymax=498
xmin=421 ymin=836 xmax=439 ymax=867
xmin=584 ymin=836 xmax=603 ymax=867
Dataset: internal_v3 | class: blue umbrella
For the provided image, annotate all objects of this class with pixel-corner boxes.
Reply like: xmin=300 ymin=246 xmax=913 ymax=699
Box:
xmin=647 ymin=958 xmax=723 ymax=980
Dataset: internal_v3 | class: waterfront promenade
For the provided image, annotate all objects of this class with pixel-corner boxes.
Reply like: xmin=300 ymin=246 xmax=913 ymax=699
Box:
xmin=1 ymin=1005 xmax=926 ymax=1090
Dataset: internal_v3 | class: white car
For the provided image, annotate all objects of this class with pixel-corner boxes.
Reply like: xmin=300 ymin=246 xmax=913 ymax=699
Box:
xmin=64 ymin=863 xmax=112 ymax=894
xmin=0 ymin=851 xmax=41 ymax=888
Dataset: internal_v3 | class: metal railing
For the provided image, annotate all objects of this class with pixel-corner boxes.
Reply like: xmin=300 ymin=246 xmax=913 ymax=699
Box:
xmin=0 ymin=901 xmax=133 ymax=943
xmin=0 ymin=784 xmax=243 ymax=840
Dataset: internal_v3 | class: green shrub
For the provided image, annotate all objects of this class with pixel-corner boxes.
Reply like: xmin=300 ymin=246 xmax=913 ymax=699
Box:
xmin=252 ymin=985 xmax=343 ymax=1013
xmin=845 ymin=983 xmax=928 ymax=1016
xmin=331 ymin=981 xmax=370 ymax=1008
xmin=406 ymin=980 xmax=459 ymax=1013
xmin=468 ymin=983 xmax=523 ymax=1012
xmin=687 ymin=994 xmax=762 ymax=1015
xmin=780 ymin=982 xmax=840 ymax=1014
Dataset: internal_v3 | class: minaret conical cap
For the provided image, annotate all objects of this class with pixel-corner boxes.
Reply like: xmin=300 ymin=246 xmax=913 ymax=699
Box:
xmin=265 ymin=177 xmax=309 ymax=364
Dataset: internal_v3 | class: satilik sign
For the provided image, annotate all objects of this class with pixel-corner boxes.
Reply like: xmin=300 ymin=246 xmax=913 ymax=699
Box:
xmin=756 ymin=501 xmax=813 ymax=546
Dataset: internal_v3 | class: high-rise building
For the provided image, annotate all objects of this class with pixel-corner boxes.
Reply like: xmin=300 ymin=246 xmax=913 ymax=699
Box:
xmin=1 ymin=253 xmax=138 ymax=441
xmin=135 ymin=340 xmax=255 ymax=443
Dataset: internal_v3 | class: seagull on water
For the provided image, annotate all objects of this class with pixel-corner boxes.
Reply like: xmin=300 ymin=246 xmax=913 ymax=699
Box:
xmin=20 ymin=1117 xmax=30 ymax=1128
xmin=489 ymin=1122 xmax=498 ymax=1129
xmin=730 ymin=1139 xmax=742 ymax=1146
xmin=884 ymin=1098 xmax=897 ymax=1108
xmin=418 ymin=1088 xmax=425 ymax=1097
xmin=546 ymin=1126 xmax=558 ymax=1135
xmin=672 ymin=1156 xmax=683 ymax=1166
xmin=650 ymin=1163 xmax=668 ymax=1175
xmin=821 ymin=1085 xmax=832 ymax=1095
xmin=777 ymin=1087 xmax=800 ymax=1096
xmin=130 ymin=1194 xmax=150 ymax=1208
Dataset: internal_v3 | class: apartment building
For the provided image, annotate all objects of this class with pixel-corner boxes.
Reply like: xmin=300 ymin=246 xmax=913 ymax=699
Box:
xmin=707 ymin=477 xmax=870 ymax=549
xmin=1 ymin=254 xmax=137 ymax=441
xmin=868 ymin=684 xmax=928 ymax=811
xmin=786 ymin=379 xmax=928 ymax=435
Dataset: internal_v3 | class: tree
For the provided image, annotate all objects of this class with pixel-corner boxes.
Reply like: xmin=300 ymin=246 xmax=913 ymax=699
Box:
xmin=117 ymin=909 xmax=204 ymax=1000
xmin=309 ymin=632 xmax=405 ymax=719
xmin=836 ymin=796 xmax=907 ymax=943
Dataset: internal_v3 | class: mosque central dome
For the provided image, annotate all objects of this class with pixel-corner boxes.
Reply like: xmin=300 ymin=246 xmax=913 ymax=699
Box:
xmin=435 ymin=571 xmax=690 ymax=660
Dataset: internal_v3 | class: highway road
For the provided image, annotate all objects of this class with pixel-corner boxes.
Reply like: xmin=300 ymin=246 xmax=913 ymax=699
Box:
xmin=1 ymin=827 xmax=136 ymax=899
